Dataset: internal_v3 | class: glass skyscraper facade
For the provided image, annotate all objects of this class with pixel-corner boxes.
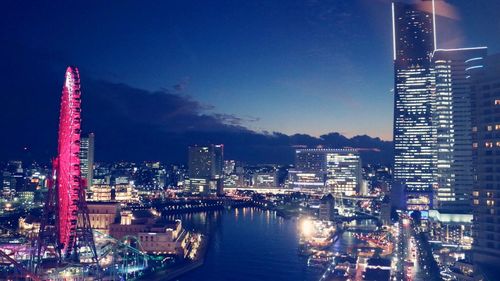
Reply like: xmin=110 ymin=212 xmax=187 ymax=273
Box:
xmin=188 ymin=144 xmax=224 ymax=195
xmin=432 ymin=47 xmax=487 ymax=211
xmin=79 ymin=132 xmax=95 ymax=188
xmin=392 ymin=0 xmax=436 ymax=210
xmin=292 ymin=148 xmax=361 ymax=195
xmin=325 ymin=151 xmax=361 ymax=196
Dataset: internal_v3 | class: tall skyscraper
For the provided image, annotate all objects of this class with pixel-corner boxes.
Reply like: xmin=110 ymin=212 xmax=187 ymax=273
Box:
xmin=188 ymin=144 xmax=224 ymax=195
xmin=392 ymin=0 xmax=436 ymax=211
xmin=80 ymin=132 xmax=95 ymax=187
xmin=471 ymin=54 xmax=500 ymax=267
xmin=432 ymin=47 xmax=487 ymax=212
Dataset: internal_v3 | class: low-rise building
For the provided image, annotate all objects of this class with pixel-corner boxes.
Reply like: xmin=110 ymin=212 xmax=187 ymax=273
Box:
xmin=87 ymin=202 xmax=119 ymax=235
xmin=110 ymin=210 xmax=190 ymax=256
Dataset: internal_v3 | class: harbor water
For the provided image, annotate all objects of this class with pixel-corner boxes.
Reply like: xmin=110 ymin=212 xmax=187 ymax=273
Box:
xmin=162 ymin=207 xmax=377 ymax=281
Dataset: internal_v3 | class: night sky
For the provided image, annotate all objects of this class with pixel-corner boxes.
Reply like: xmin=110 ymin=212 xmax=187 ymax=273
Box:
xmin=1 ymin=0 xmax=500 ymax=164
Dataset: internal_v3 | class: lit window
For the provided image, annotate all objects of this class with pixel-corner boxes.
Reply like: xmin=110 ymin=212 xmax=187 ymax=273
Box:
xmin=486 ymin=200 xmax=495 ymax=206
xmin=473 ymin=191 xmax=479 ymax=197
xmin=487 ymin=125 xmax=493 ymax=131
xmin=473 ymin=126 xmax=478 ymax=132
xmin=473 ymin=143 xmax=478 ymax=148
xmin=473 ymin=199 xmax=479 ymax=205
xmin=485 ymin=142 xmax=493 ymax=148
xmin=495 ymin=100 xmax=500 ymax=105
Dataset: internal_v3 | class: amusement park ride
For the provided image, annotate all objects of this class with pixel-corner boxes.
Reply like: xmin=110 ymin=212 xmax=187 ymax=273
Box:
xmin=30 ymin=66 xmax=100 ymax=278
xmin=0 ymin=67 xmax=150 ymax=280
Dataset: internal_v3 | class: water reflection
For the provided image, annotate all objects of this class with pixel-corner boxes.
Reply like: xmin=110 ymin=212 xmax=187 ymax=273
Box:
xmin=168 ymin=208 xmax=320 ymax=281
xmin=164 ymin=208 xmax=377 ymax=281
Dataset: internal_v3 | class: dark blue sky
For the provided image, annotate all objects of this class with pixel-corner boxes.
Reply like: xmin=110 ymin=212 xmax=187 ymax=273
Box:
xmin=1 ymin=0 xmax=499 ymax=163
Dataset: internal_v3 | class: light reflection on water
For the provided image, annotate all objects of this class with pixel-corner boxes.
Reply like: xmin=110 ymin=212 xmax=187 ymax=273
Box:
xmin=164 ymin=208 xmax=376 ymax=281
xmin=166 ymin=208 xmax=320 ymax=281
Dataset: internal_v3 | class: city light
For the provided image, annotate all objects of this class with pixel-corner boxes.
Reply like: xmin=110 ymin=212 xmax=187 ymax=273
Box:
xmin=0 ymin=1 xmax=499 ymax=280
xmin=300 ymin=218 xmax=314 ymax=237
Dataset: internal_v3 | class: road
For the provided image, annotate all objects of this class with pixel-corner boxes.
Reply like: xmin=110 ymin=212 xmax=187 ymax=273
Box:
xmin=395 ymin=217 xmax=441 ymax=281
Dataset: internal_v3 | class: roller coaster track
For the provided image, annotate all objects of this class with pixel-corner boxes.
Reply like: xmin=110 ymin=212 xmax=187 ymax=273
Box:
xmin=0 ymin=248 xmax=40 ymax=281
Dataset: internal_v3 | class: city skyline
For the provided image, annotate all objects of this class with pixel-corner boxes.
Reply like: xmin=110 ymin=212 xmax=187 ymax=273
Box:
xmin=1 ymin=1 xmax=500 ymax=279
xmin=2 ymin=1 xmax=500 ymax=164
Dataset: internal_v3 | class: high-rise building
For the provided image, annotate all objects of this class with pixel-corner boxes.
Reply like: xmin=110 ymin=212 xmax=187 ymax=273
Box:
xmin=1 ymin=161 xmax=24 ymax=200
xmin=80 ymin=133 xmax=95 ymax=187
xmin=291 ymin=148 xmax=361 ymax=195
xmin=471 ymin=54 xmax=500 ymax=267
xmin=188 ymin=144 xmax=224 ymax=195
xmin=295 ymin=149 xmax=326 ymax=172
xmin=392 ymin=0 xmax=437 ymax=211
xmin=432 ymin=47 xmax=487 ymax=212
xmin=325 ymin=150 xmax=362 ymax=196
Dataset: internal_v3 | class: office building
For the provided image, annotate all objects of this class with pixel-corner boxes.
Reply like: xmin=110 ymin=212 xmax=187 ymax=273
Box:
xmin=471 ymin=54 xmax=500 ymax=267
xmin=295 ymin=149 xmax=327 ymax=172
xmin=252 ymin=172 xmax=277 ymax=188
xmin=392 ymin=0 xmax=437 ymax=210
xmin=292 ymin=148 xmax=361 ymax=195
xmin=432 ymin=47 xmax=487 ymax=211
xmin=288 ymin=171 xmax=325 ymax=190
xmin=80 ymin=133 xmax=95 ymax=187
xmin=325 ymin=150 xmax=362 ymax=196
xmin=188 ymin=144 xmax=224 ymax=195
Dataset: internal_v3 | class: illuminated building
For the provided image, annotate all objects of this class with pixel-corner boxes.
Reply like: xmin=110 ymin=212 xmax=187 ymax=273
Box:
xmin=87 ymin=202 xmax=118 ymax=235
xmin=295 ymin=149 xmax=326 ymax=172
xmin=114 ymin=183 xmax=139 ymax=202
xmin=87 ymin=181 xmax=138 ymax=203
xmin=18 ymin=215 xmax=41 ymax=238
xmin=428 ymin=210 xmax=473 ymax=249
xmin=287 ymin=171 xmax=325 ymax=190
xmin=223 ymin=160 xmax=236 ymax=175
xmin=471 ymin=54 xmax=500 ymax=267
xmin=252 ymin=172 xmax=277 ymax=188
xmin=325 ymin=150 xmax=362 ymax=196
xmin=137 ymin=220 xmax=189 ymax=256
xmin=392 ymin=0 xmax=437 ymax=210
xmin=79 ymin=132 xmax=95 ymax=188
xmin=223 ymin=174 xmax=242 ymax=188
xmin=432 ymin=47 xmax=487 ymax=212
xmin=292 ymin=148 xmax=361 ymax=195
xmin=110 ymin=211 xmax=189 ymax=256
xmin=88 ymin=183 xmax=112 ymax=201
xmin=17 ymin=191 xmax=34 ymax=203
xmin=188 ymin=144 xmax=224 ymax=195
xmin=1 ymin=171 xmax=15 ymax=199
xmin=1 ymin=161 xmax=23 ymax=200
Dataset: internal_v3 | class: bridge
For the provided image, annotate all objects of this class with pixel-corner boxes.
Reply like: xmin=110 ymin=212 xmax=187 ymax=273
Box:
xmin=150 ymin=198 xmax=255 ymax=215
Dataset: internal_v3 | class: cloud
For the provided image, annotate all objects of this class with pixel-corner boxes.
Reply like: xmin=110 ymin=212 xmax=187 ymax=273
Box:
xmin=173 ymin=76 xmax=190 ymax=93
xmin=0 ymin=40 xmax=392 ymax=165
